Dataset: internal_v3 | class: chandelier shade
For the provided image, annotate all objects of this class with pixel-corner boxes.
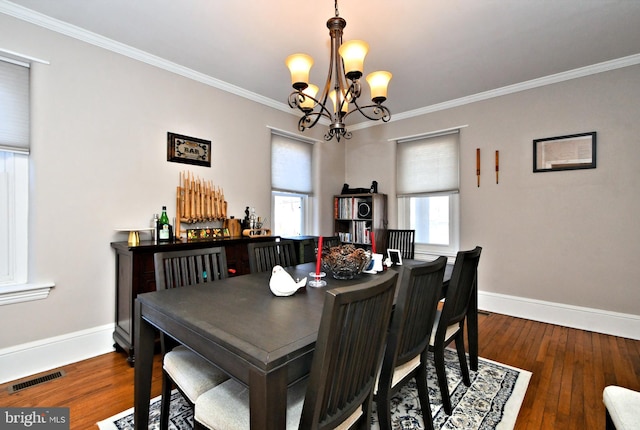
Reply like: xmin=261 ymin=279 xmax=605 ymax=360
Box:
xmin=300 ymin=84 xmax=319 ymax=111
xmin=285 ymin=54 xmax=314 ymax=90
xmin=338 ymin=40 xmax=368 ymax=79
xmin=286 ymin=0 xmax=392 ymax=142
xmin=366 ymin=71 xmax=392 ymax=103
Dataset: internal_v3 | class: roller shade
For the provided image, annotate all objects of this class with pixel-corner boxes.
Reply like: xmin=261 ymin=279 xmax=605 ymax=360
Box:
xmin=0 ymin=58 xmax=29 ymax=155
xmin=396 ymin=130 xmax=459 ymax=195
xmin=271 ymin=132 xmax=313 ymax=194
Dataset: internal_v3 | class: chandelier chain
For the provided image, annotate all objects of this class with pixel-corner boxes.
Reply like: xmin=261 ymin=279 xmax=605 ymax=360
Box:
xmin=335 ymin=0 xmax=339 ymax=17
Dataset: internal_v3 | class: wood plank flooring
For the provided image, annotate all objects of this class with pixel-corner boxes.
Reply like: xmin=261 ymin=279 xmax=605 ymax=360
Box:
xmin=1 ymin=312 xmax=639 ymax=429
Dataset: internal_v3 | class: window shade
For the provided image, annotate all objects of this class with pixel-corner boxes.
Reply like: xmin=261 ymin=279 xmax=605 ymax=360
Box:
xmin=396 ymin=130 xmax=459 ymax=195
xmin=0 ymin=58 xmax=29 ymax=154
xmin=271 ymin=132 xmax=313 ymax=194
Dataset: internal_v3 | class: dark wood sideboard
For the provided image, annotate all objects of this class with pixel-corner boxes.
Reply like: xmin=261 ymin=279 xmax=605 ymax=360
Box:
xmin=110 ymin=236 xmax=279 ymax=364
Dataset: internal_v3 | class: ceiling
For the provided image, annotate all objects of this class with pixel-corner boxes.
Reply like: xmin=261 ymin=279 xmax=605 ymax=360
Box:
xmin=3 ymin=0 xmax=640 ymax=121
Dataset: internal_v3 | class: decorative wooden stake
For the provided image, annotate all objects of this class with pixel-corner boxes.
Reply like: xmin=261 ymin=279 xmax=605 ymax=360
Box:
xmin=476 ymin=148 xmax=481 ymax=187
xmin=495 ymin=150 xmax=500 ymax=184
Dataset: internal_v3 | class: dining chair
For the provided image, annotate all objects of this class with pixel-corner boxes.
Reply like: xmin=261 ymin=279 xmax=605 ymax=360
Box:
xmin=154 ymin=247 xmax=231 ymax=430
xmin=375 ymin=256 xmax=447 ymax=430
xmin=321 ymin=235 xmax=341 ymax=249
xmin=297 ymin=237 xmax=318 ymax=264
xmin=386 ymin=229 xmax=415 ymax=259
xmin=429 ymin=246 xmax=482 ymax=415
xmin=193 ymin=270 xmax=399 ymax=430
xmin=247 ymin=239 xmax=298 ymax=273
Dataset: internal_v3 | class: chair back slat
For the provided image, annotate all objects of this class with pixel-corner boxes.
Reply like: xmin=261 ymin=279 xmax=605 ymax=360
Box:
xmin=154 ymin=247 xmax=228 ymax=290
xmin=300 ymin=270 xmax=398 ymax=429
xmin=247 ymin=240 xmax=298 ymax=273
xmin=386 ymin=229 xmax=415 ymax=259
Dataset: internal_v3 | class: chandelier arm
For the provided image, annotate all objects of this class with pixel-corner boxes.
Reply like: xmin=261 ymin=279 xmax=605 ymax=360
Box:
xmin=298 ymin=110 xmax=329 ymax=132
xmin=288 ymin=91 xmax=336 ymax=121
xmin=346 ymin=99 xmax=392 ymax=122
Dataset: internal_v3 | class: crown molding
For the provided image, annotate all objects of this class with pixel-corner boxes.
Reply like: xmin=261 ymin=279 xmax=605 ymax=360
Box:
xmin=0 ymin=0 xmax=290 ymax=114
xmin=3 ymin=0 xmax=639 ymax=128
xmin=385 ymin=53 xmax=640 ymax=125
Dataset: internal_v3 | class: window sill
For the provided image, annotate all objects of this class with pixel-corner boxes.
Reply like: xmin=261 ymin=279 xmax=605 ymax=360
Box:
xmin=0 ymin=282 xmax=55 ymax=306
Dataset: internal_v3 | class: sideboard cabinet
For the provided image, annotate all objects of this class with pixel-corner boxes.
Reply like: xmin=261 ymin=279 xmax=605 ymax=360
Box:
xmin=110 ymin=236 xmax=277 ymax=363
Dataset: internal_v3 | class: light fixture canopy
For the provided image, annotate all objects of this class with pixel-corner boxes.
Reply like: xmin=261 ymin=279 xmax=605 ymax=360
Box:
xmin=286 ymin=0 xmax=392 ymax=142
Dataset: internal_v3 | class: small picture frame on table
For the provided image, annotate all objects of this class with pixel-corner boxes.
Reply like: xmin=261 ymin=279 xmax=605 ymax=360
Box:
xmin=167 ymin=132 xmax=212 ymax=167
xmin=387 ymin=249 xmax=403 ymax=266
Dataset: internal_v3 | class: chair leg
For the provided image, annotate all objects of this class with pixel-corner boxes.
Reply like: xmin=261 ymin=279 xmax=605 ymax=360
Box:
xmin=454 ymin=332 xmax=471 ymax=386
xmin=375 ymin=390 xmax=393 ymax=430
xmin=359 ymin=396 xmax=374 ymax=430
xmin=434 ymin=347 xmax=453 ymax=415
xmin=160 ymin=369 xmax=173 ymax=430
xmin=416 ymin=365 xmax=435 ymax=430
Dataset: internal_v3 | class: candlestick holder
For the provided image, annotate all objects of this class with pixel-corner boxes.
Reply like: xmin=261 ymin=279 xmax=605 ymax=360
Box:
xmin=308 ymin=271 xmax=327 ymax=288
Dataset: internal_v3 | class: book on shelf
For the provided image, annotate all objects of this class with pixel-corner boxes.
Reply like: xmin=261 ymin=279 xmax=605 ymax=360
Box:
xmin=335 ymin=196 xmax=371 ymax=219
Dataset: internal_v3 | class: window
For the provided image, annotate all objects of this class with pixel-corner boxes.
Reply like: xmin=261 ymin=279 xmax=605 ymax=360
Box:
xmin=0 ymin=56 xmax=30 ymax=287
xmin=271 ymin=130 xmax=314 ymax=237
xmin=396 ymin=129 xmax=460 ymax=256
xmin=0 ymin=53 xmax=53 ymax=305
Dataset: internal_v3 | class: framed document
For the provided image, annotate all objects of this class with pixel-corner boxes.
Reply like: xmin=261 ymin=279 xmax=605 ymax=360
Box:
xmin=533 ymin=132 xmax=596 ymax=173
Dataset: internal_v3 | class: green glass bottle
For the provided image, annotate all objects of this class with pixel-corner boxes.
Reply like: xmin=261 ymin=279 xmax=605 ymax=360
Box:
xmin=158 ymin=206 xmax=171 ymax=242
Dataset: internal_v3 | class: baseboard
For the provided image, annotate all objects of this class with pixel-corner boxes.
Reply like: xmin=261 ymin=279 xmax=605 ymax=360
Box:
xmin=479 ymin=291 xmax=640 ymax=341
xmin=0 ymin=323 xmax=115 ymax=384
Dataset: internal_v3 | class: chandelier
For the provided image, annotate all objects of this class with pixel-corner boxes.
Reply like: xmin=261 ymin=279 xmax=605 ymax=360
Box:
xmin=286 ymin=0 xmax=392 ymax=142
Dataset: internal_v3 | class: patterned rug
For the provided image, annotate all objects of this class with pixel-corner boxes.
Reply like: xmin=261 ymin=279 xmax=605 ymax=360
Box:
xmin=98 ymin=350 xmax=531 ymax=430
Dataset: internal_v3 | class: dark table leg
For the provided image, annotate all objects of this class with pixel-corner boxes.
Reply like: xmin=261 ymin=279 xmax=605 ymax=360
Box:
xmin=249 ymin=366 xmax=288 ymax=429
xmin=467 ymin=279 xmax=478 ymax=371
xmin=134 ymin=300 xmax=154 ymax=430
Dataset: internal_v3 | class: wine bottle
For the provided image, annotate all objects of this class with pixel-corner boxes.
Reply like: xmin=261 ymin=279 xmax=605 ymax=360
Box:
xmin=158 ymin=206 xmax=171 ymax=242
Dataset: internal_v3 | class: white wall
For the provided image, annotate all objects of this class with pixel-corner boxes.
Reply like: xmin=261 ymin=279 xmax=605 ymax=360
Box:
xmin=346 ymin=65 xmax=640 ymax=330
xmin=0 ymin=13 xmax=340 ymax=364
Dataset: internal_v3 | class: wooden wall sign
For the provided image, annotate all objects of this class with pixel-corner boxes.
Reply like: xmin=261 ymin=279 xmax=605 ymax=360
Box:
xmin=167 ymin=132 xmax=212 ymax=167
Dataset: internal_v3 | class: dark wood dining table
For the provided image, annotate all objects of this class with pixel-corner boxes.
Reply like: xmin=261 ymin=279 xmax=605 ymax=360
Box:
xmin=133 ymin=260 xmax=473 ymax=430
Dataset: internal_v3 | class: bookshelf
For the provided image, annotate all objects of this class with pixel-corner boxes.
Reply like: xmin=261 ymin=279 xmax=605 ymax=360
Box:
xmin=333 ymin=193 xmax=387 ymax=252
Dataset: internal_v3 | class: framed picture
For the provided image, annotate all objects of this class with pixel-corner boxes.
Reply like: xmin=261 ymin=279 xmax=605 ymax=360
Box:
xmin=167 ymin=132 xmax=211 ymax=167
xmin=533 ymin=132 xmax=596 ymax=173
xmin=387 ymin=249 xmax=403 ymax=266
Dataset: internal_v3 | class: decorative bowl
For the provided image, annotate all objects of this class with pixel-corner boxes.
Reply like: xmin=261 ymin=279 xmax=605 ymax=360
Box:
xmin=320 ymin=244 xmax=371 ymax=280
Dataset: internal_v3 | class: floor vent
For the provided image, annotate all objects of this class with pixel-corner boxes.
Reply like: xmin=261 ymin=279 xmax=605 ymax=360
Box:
xmin=8 ymin=370 xmax=66 ymax=393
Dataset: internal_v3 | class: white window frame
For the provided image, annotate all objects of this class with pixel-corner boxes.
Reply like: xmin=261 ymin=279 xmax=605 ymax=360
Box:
xmin=0 ymin=52 xmax=54 ymax=305
xmin=271 ymin=191 xmax=310 ymax=237
xmin=398 ymin=192 xmax=460 ymax=257
xmin=270 ymin=128 xmax=314 ymax=237
xmin=395 ymin=127 xmax=463 ymax=259
xmin=0 ymin=152 xmax=28 ymax=285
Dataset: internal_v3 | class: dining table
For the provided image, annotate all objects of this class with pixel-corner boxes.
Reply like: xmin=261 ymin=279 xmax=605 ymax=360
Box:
xmin=133 ymin=259 xmax=472 ymax=430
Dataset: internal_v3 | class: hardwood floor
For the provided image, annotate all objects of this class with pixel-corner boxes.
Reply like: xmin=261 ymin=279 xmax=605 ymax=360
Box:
xmin=1 ymin=312 xmax=638 ymax=429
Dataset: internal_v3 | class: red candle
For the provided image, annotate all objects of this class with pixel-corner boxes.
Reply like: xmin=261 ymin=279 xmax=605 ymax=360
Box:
xmin=371 ymin=231 xmax=376 ymax=254
xmin=316 ymin=236 xmax=323 ymax=275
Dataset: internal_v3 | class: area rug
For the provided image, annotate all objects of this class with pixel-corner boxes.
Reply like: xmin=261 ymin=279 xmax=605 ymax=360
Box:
xmin=97 ymin=350 xmax=531 ymax=430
